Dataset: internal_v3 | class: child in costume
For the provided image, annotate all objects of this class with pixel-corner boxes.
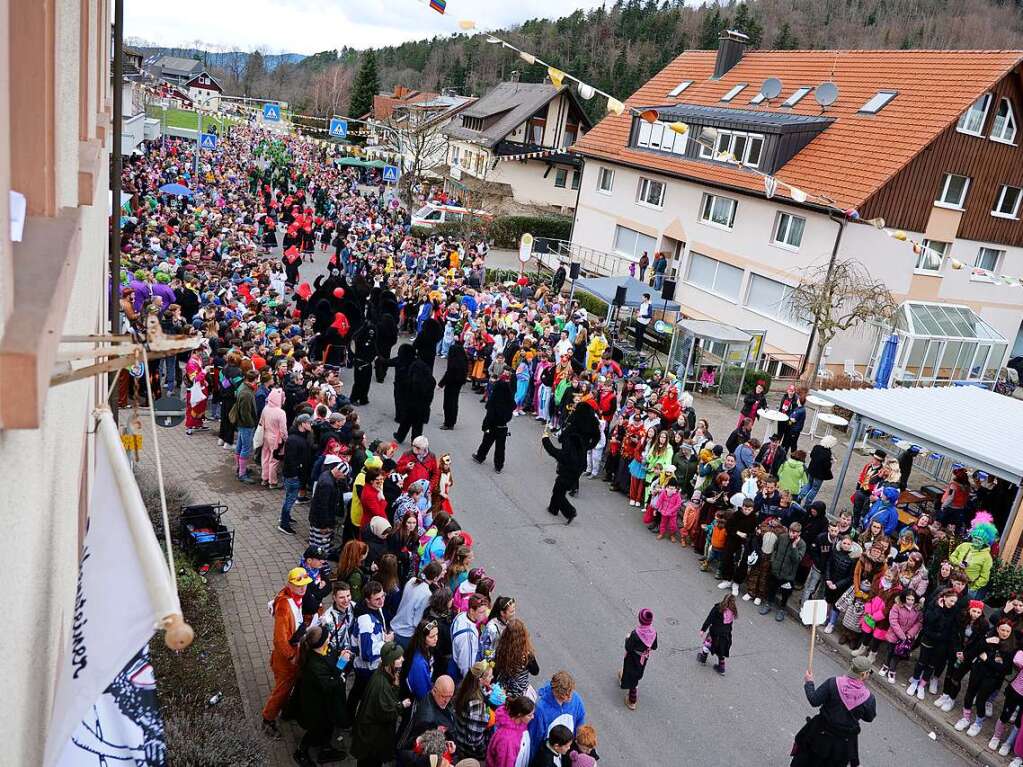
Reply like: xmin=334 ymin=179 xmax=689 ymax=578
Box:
xmin=699 ymin=594 xmax=737 ymax=674
xmin=950 ymin=512 xmax=997 ymax=598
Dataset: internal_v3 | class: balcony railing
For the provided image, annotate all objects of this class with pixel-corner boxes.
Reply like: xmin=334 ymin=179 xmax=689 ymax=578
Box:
xmin=535 ymin=239 xmax=635 ymax=277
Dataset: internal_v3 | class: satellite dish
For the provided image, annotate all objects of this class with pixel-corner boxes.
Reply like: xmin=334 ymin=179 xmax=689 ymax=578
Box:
xmin=761 ymin=77 xmax=783 ymax=100
xmin=815 ymin=82 xmax=839 ymax=108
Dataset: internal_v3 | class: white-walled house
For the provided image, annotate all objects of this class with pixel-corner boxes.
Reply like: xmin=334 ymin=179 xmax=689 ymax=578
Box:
xmin=441 ymin=80 xmax=591 ymax=213
xmin=570 ymin=35 xmax=1023 ymax=384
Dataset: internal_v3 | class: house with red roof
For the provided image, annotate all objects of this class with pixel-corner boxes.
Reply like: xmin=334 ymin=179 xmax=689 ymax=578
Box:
xmin=570 ymin=32 xmax=1023 ymax=384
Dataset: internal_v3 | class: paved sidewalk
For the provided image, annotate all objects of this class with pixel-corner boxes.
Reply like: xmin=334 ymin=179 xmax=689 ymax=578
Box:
xmin=139 ymin=425 xmax=302 ymax=765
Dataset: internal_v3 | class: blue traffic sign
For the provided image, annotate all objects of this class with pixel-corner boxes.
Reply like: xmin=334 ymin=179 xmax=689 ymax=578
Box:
xmin=382 ymin=164 xmax=400 ymax=184
xmin=198 ymin=132 xmax=217 ymax=150
xmin=329 ymin=118 xmax=348 ymax=139
xmin=263 ymin=103 xmax=281 ymax=121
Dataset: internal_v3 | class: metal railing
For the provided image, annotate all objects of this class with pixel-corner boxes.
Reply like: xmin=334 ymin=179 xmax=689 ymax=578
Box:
xmin=534 ymin=240 xmax=634 ymax=277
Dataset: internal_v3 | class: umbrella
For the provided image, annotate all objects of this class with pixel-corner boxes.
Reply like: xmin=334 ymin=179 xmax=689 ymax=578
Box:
xmin=159 ymin=183 xmax=193 ymax=197
xmin=873 ymin=333 xmax=899 ymax=388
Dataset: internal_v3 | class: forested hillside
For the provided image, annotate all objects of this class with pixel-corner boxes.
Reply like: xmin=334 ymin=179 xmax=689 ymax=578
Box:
xmin=190 ymin=0 xmax=1023 ymax=117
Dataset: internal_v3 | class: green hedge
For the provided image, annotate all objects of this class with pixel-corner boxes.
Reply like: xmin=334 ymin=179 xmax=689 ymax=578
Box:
xmin=717 ymin=365 xmax=773 ymax=397
xmin=410 ymin=215 xmax=571 ymax=248
xmin=574 ymin=289 xmax=609 ymax=319
xmin=489 ymin=216 xmax=572 ymax=248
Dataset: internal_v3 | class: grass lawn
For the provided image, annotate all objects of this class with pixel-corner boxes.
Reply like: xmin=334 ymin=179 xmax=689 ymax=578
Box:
xmin=146 ymin=106 xmax=239 ymax=133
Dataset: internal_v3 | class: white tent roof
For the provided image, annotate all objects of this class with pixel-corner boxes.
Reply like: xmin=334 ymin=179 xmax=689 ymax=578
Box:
xmin=815 ymin=385 xmax=1023 ymax=483
xmin=677 ymin=319 xmax=751 ymax=345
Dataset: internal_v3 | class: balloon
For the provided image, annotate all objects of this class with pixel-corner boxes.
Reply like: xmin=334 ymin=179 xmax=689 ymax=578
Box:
xmin=333 ymin=287 xmax=345 ymax=298
xmin=292 ymin=309 xmax=302 ymax=319
xmin=517 ymin=276 xmax=529 ymax=287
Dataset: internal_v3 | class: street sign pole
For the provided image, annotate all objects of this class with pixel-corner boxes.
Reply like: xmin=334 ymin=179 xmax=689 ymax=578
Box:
xmin=195 ymin=109 xmax=202 ymax=178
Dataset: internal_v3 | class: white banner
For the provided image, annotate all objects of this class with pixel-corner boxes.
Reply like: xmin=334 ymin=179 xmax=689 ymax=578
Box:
xmin=45 ymin=410 xmax=180 ymax=767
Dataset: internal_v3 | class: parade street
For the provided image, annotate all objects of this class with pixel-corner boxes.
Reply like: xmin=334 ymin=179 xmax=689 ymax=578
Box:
xmin=138 ymin=251 xmax=970 ymax=767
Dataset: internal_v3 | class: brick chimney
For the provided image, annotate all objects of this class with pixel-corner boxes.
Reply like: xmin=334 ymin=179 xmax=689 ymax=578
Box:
xmin=713 ymin=29 xmax=749 ymax=79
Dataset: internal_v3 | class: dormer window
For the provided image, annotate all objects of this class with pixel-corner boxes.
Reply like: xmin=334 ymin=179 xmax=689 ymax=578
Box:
xmin=721 ymin=83 xmax=747 ymax=102
xmin=668 ymin=81 xmax=693 ymax=97
xmin=991 ymin=98 xmax=1017 ymax=144
xmin=781 ymin=87 xmax=811 ymax=107
xmin=957 ymin=93 xmax=991 ymax=136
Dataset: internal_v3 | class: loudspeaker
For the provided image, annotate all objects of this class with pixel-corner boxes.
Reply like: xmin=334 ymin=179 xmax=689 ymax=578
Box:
xmin=661 ymin=279 xmax=677 ymax=302
xmin=569 ymin=262 xmax=581 ymax=280
xmin=613 ymin=285 xmax=628 ymax=307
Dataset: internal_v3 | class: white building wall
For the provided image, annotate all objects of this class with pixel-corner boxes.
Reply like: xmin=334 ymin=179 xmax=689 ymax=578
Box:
xmin=489 ymin=160 xmax=579 ymax=210
xmin=573 ymin=159 xmax=1023 ymax=368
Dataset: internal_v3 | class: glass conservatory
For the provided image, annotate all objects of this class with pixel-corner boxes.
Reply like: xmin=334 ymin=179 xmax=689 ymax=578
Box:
xmin=866 ymin=302 xmax=1009 ymax=386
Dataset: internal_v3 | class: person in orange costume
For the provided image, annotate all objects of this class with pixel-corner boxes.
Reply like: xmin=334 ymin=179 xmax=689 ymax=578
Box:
xmin=261 ymin=566 xmax=312 ymax=739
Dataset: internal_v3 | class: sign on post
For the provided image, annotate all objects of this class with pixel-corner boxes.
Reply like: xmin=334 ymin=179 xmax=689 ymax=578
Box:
xmin=198 ymin=132 xmax=217 ymax=150
xmin=262 ymin=103 xmax=281 ymax=122
xmin=382 ymin=165 xmax=400 ymax=184
xmin=800 ymin=599 xmax=829 ymax=674
xmin=518 ymin=233 xmax=534 ymax=264
xmin=329 ymin=118 xmax=348 ymax=139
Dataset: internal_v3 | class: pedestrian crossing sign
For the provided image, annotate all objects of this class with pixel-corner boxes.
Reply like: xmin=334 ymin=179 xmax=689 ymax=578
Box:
xmin=329 ymin=118 xmax=348 ymax=138
xmin=263 ymin=103 xmax=281 ymax=121
xmin=198 ymin=132 xmax=217 ymax=150
xmin=382 ymin=165 xmax=400 ymax=184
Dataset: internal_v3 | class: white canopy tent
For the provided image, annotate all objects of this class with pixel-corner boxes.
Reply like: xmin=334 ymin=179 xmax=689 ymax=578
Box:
xmin=816 ymin=385 xmax=1023 ymax=550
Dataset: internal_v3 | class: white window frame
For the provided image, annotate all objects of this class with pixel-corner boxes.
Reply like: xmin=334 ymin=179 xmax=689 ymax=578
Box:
xmin=721 ymin=83 xmax=747 ymax=102
xmin=613 ymin=225 xmax=657 ymax=261
xmin=699 ymin=193 xmax=737 ymax=230
xmin=571 ymin=169 xmax=581 ymax=191
xmin=935 ymin=173 xmax=970 ymax=209
xmin=957 ymin=93 xmax=992 ymax=136
xmin=554 ymin=168 xmax=567 ymax=188
xmin=636 ymin=177 xmax=665 ymax=209
xmin=781 ymin=86 xmax=811 ymax=108
xmin=993 ymin=184 xmax=1022 ymax=219
xmin=668 ymin=80 xmax=693 ymax=97
xmin=915 ymin=239 xmax=949 ymax=274
xmin=698 ymin=129 xmax=764 ymax=168
xmin=684 ymin=252 xmax=744 ymax=302
xmin=990 ymin=98 xmax=1018 ymax=144
xmin=745 ymin=273 xmax=812 ymax=332
xmin=596 ymin=167 xmax=614 ymax=195
xmin=772 ymin=211 xmax=806 ymax=250
xmin=636 ymin=120 xmax=688 ymax=156
xmin=975 ymin=247 xmax=1003 ymax=272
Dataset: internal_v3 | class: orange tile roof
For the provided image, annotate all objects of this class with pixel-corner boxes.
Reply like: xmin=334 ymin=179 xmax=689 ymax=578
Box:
xmin=572 ymin=50 xmax=1023 ymax=209
xmin=371 ymin=90 xmax=439 ymax=121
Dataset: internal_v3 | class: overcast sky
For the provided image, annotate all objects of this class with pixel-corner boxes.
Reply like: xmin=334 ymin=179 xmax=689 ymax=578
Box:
xmin=126 ymin=0 xmax=613 ymax=54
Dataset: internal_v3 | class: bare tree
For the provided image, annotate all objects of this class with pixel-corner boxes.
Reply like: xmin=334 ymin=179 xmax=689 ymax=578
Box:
xmin=387 ymin=108 xmax=452 ymax=210
xmin=789 ymin=256 xmax=898 ymax=381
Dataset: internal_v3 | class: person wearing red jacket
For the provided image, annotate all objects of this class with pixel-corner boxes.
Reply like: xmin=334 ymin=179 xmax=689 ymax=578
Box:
xmin=262 ymin=567 xmax=312 ymax=739
xmin=397 ymin=435 xmax=439 ymax=491
xmin=359 ymin=473 xmax=389 ymax=531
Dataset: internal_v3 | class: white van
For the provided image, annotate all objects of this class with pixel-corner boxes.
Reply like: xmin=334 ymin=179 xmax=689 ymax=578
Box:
xmin=411 ymin=203 xmax=491 ymax=228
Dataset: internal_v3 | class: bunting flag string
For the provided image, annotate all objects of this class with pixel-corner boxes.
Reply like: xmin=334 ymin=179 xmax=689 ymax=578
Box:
xmin=497 ymin=148 xmax=564 ymax=162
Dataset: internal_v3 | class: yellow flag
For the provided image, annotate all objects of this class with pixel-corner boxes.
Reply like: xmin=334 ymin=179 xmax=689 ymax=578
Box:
xmin=606 ymin=97 xmax=625 ymax=115
xmin=548 ymin=67 xmax=565 ymax=88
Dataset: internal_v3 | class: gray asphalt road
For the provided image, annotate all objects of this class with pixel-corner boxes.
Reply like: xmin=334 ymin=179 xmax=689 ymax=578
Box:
xmin=289 ymin=253 xmax=968 ymax=766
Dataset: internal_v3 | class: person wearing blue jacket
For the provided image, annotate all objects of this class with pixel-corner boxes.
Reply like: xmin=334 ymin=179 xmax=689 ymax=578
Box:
xmin=528 ymin=671 xmax=587 ymax=761
xmin=401 ymin=619 xmax=438 ymax=700
xmin=862 ymin=486 xmax=901 ymax=537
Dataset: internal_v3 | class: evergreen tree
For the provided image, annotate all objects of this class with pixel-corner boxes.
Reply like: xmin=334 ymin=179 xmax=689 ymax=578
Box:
xmin=732 ymin=3 xmax=764 ymax=47
xmin=698 ymin=7 xmax=724 ymax=49
xmin=772 ymin=22 xmax=800 ymax=50
xmin=349 ymin=50 xmax=379 ymax=118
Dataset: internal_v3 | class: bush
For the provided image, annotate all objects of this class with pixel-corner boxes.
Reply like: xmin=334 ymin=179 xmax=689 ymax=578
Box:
xmin=573 ymin=289 xmax=609 ymax=319
xmin=489 ymin=215 xmax=572 ymax=248
xmin=988 ymin=558 xmax=1023 ymax=606
xmin=717 ymin=365 xmax=773 ymax=398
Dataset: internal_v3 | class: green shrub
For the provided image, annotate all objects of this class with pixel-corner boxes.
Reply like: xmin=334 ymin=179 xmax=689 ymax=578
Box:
xmin=489 ymin=215 xmax=572 ymax=248
xmin=573 ymin=289 xmax=609 ymax=319
xmin=717 ymin=365 xmax=773 ymax=398
xmin=988 ymin=558 xmax=1023 ymax=606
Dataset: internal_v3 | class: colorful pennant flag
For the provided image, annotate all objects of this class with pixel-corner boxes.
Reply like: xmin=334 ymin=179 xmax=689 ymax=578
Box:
xmin=429 ymin=0 xmax=446 ymax=14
